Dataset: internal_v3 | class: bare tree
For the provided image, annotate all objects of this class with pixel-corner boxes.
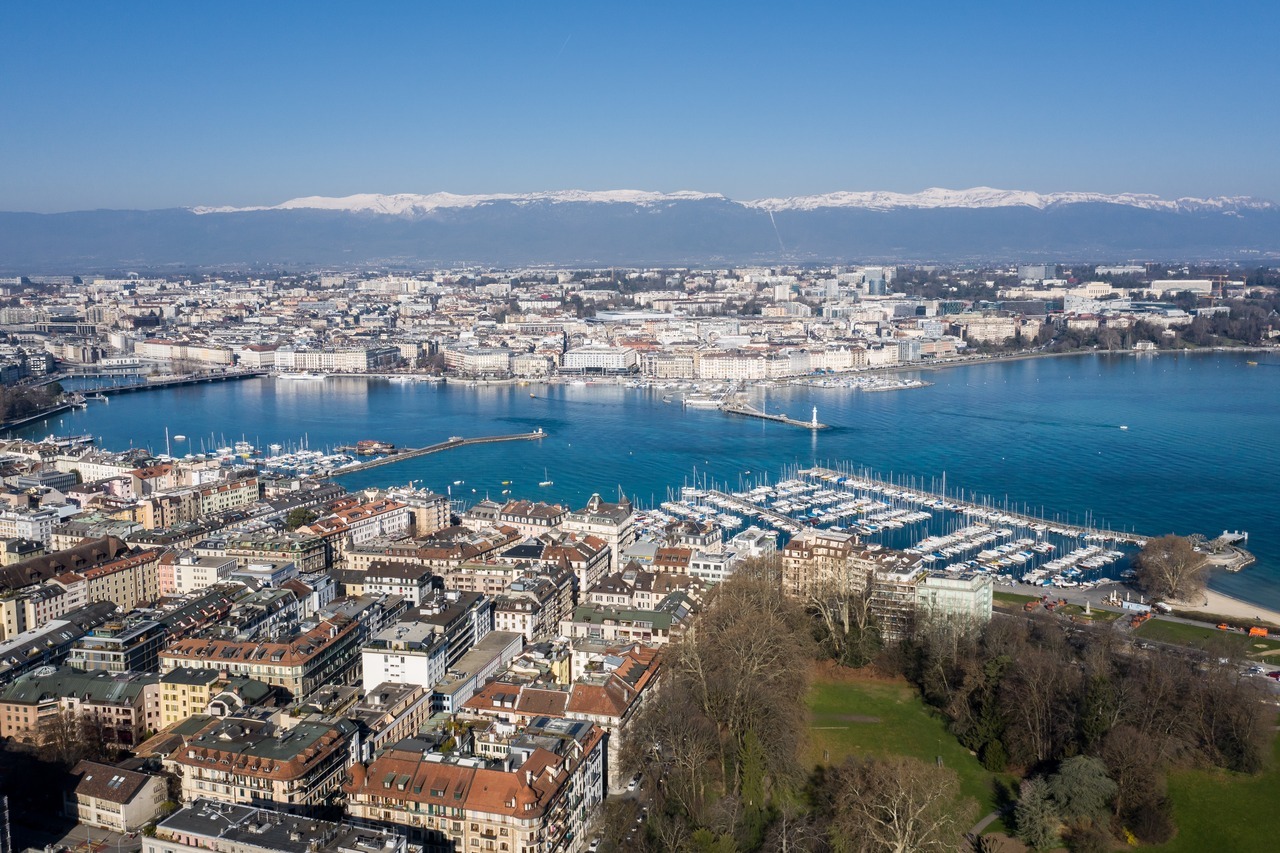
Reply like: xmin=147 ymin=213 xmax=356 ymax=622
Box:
xmin=827 ymin=755 xmax=960 ymax=853
xmin=1133 ymin=535 xmax=1207 ymax=602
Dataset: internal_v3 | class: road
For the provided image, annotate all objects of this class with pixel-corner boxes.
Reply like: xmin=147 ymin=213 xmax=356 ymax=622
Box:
xmin=994 ymin=580 xmax=1280 ymax=695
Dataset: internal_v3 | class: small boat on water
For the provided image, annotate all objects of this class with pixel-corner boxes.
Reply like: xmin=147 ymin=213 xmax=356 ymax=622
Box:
xmin=539 ymin=468 xmax=553 ymax=487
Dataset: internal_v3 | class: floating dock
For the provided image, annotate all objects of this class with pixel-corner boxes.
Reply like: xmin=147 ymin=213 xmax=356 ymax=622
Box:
xmin=328 ymin=430 xmax=545 ymax=477
xmin=706 ymin=488 xmax=805 ymax=534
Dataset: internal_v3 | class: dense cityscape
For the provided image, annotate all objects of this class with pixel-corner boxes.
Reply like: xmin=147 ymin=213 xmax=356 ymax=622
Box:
xmin=4 ymin=2 xmax=1280 ymax=851
xmin=0 ymin=259 xmax=1275 ymax=853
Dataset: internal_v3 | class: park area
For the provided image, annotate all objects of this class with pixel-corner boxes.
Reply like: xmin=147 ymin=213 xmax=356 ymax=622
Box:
xmin=807 ymin=663 xmax=1280 ymax=851
xmin=1135 ymin=618 xmax=1280 ymax=658
xmin=1151 ymin=731 xmax=1280 ymax=852
xmin=806 ymin=665 xmax=1007 ymax=831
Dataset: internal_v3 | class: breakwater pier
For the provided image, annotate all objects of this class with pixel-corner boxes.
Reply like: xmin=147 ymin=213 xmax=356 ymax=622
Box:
xmin=720 ymin=400 xmax=828 ymax=430
xmin=330 ymin=430 xmax=545 ymax=477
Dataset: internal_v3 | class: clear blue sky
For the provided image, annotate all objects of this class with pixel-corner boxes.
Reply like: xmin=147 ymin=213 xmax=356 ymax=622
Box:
xmin=2 ymin=1 xmax=1277 ymax=211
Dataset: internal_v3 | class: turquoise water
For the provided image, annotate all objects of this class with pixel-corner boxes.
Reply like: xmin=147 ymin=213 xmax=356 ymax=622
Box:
xmin=17 ymin=352 xmax=1280 ymax=609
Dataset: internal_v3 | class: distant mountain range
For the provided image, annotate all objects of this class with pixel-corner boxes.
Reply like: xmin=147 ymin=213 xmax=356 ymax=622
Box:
xmin=2 ymin=187 xmax=1277 ymax=272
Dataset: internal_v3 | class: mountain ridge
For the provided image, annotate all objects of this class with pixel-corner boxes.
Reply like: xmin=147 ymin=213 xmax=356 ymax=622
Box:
xmin=187 ymin=186 xmax=1277 ymax=216
xmin=2 ymin=189 xmax=1277 ymax=271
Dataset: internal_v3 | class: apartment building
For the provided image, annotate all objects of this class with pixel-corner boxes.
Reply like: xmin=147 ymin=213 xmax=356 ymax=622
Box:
xmin=148 ymin=799 xmax=406 ymax=853
xmin=167 ymin=716 xmax=358 ymax=815
xmin=343 ymin=716 xmax=605 ymax=853
xmin=160 ymin=617 xmax=361 ymax=700
xmin=65 ymin=760 xmax=168 ymax=832
xmin=0 ymin=667 xmax=160 ymax=747
xmin=560 ymin=494 xmax=636 ymax=573
xmin=82 ymin=548 xmax=162 ymax=611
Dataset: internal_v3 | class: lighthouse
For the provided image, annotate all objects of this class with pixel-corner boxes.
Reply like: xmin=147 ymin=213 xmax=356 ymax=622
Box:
xmin=811 ymin=406 xmax=819 ymax=428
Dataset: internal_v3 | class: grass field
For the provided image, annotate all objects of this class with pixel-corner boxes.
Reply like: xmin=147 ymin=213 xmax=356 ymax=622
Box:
xmin=1152 ymin=723 xmax=1280 ymax=852
xmin=1132 ymin=618 xmax=1280 ymax=658
xmin=1136 ymin=618 xmax=1229 ymax=645
xmin=806 ymin=669 xmax=1007 ymax=827
xmin=993 ymin=591 xmax=1040 ymax=607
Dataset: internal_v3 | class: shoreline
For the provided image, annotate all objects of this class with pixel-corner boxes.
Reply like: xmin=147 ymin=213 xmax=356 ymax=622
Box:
xmin=1187 ymin=587 xmax=1280 ymax=627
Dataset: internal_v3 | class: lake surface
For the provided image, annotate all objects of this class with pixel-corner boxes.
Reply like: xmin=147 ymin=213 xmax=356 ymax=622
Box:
xmin=19 ymin=351 xmax=1280 ymax=609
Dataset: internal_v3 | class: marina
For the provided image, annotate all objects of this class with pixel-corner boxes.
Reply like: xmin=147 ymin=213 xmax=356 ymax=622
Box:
xmin=646 ymin=463 xmax=1253 ymax=593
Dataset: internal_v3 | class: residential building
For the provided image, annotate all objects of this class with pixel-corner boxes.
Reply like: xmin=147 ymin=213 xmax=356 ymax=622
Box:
xmin=560 ymin=494 xmax=636 ymax=573
xmin=148 ymin=799 xmax=406 ymax=853
xmin=166 ymin=716 xmax=358 ymax=815
xmin=160 ymin=616 xmax=361 ymax=700
xmin=343 ymin=716 xmax=605 ymax=853
xmin=0 ymin=667 xmax=160 ymax=747
xmin=64 ymin=760 xmax=168 ymax=832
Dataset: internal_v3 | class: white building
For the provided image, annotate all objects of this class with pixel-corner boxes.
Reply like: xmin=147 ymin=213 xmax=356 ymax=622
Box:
xmin=361 ymin=623 xmax=451 ymax=691
xmin=0 ymin=506 xmax=61 ymax=545
xmin=916 ymin=571 xmax=994 ymax=624
xmin=561 ymin=344 xmax=639 ymax=374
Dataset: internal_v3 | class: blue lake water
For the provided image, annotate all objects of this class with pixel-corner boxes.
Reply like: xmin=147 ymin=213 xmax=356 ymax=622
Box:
xmin=20 ymin=351 xmax=1280 ymax=609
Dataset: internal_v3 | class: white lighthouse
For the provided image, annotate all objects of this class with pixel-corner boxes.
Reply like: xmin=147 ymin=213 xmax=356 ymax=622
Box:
xmin=811 ymin=406 xmax=818 ymax=428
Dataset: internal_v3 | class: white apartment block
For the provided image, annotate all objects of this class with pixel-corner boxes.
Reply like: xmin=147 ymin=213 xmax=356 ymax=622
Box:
xmin=275 ymin=346 xmax=401 ymax=372
xmin=561 ymin=344 xmax=639 ymax=373
xmin=0 ymin=506 xmax=61 ymax=544
xmin=442 ymin=346 xmax=512 ymax=376
xmin=361 ymin=623 xmax=450 ymax=690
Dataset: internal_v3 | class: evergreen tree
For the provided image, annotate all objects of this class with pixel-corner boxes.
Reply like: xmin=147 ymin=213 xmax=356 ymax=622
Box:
xmin=1015 ymin=778 xmax=1060 ymax=851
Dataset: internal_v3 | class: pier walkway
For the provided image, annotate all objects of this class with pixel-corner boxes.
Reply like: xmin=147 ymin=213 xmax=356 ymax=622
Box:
xmin=720 ymin=400 xmax=828 ymax=430
xmin=329 ymin=430 xmax=545 ymax=477
xmin=84 ymin=370 xmax=267 ymax=397
xmin=706 ymin=489 xmax=806 ymax=534
xmin=802 ymin=465 xmax=1158 ymax=546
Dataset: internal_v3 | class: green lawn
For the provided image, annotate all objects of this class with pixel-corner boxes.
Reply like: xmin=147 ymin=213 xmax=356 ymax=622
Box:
xmin=993 ymin=591 xmax=1040 ymax=608
xmin=1136 ymin=618 xmax=1228 ymax=645
xmin=1056 ymin=604 xmax=1121 ymax=622
xmin=807 ymin=673 xmax=1007 ymax=826
xmin=1152 ymin=722 xmax=1280 ymax=852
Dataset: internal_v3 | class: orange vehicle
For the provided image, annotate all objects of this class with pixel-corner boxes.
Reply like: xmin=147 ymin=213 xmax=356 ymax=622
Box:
xmin=1217 ymin=623 xmax=1231 ymax=631
xmin=1248 ymin=626 xmax=1270 ymax=638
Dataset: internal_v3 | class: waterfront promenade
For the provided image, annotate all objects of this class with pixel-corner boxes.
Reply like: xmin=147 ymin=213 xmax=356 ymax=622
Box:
xmin=330 ymin=430 xmax=545 ymax=477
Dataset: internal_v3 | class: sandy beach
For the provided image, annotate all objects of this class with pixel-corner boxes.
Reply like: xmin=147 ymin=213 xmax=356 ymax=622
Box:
xmin=1190 ymin=588 xmax=1280 ymax=627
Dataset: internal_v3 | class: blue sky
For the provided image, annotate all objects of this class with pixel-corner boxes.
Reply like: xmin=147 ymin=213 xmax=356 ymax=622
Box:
xmin=2 ymin=1 xmax=1277 ymax=211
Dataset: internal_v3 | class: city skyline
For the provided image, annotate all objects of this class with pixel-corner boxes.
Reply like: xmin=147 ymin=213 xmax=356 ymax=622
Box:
xmin=3 ymin=1 xmax=1278 ymax=212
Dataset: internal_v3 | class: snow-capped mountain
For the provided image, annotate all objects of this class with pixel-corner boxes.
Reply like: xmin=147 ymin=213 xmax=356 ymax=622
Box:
xmin=743 ymin=187 xmax=1276 ymax=213
xmin=2 ymin=187 xmax=1277 ymax=271
xmin=192 ymin=187 xmax=1276 ymax=216
xmin=193 ymin=189 xmax=729 ymax=215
